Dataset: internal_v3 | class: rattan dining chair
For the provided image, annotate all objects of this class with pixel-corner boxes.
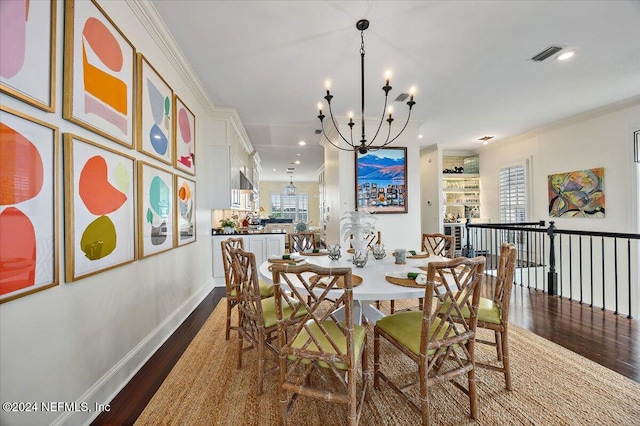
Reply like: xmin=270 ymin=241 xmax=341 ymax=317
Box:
xmin=229 ymin=247 xmax=307 ymax=394
xmin=221 ymin=237 xmax=273 ymax=340
xmin=452 ymin=242 xmax=517 ymax=390
xmin=287 ymin=232 xmax=317 ymax=253
xmin=374 ymin=256 xmax=486 ymax=425
xmin=349 ymin=230 xmax=381 ymax=248
xmin=421 ymin=232 xmax=455 ymax=257
xmin=387 ymin=232 xmax=456 ymax=315
xmin=271 ymin=263 xmax=368 ymax=425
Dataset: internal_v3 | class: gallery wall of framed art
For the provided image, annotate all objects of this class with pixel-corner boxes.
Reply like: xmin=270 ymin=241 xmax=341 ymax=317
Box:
xmin=0 ymin=2 xmax=214 ymax=424
xmin=1 ymin=0 xmax=201 ymax=296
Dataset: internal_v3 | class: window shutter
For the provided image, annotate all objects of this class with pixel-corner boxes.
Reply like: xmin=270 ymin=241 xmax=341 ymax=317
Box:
xmin=499 ymin=164 xmax=527 ymax=223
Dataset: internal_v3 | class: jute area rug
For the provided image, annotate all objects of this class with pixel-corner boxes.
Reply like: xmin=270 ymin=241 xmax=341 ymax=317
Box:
xmin=136 ymin=301 xmax=640 ymax=425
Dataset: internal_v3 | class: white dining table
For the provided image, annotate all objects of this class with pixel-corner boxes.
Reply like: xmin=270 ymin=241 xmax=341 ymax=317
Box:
xmin=258 ymin=249 xmax=450 ymax=324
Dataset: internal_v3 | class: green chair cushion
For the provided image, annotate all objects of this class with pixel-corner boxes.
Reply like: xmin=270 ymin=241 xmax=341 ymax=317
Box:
xmin=289 ymin=320 xmax=366 ymax=370
xmin=440 ymin=297 xmax=501 ymax=325
xmin=259 ymin=279 xmax=274 ymax=297
xmin=376 ymin=311 xmax=448 ymax=356
xmin=229 ymin=279 xmax=273 ymax=298
xmin=261 ymin=296 xmax=306 ymax=329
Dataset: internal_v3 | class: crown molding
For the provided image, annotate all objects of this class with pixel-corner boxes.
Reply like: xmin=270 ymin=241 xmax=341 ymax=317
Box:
xmin=125 ymin=0 xmax=216 ymax=116
xmin=479 ymin=94 xmax=640 ymax=152
xmin=212 ymin=107 xmax=254 ymax=155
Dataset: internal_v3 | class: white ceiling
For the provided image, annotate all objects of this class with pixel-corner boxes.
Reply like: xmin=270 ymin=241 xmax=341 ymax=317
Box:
xmin=151 ymin=0 xmax=640 ymax=182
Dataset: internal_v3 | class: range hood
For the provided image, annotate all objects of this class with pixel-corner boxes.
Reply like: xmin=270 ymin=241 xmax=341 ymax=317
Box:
xmin=239 ymin=171 xmax=254 ymax=191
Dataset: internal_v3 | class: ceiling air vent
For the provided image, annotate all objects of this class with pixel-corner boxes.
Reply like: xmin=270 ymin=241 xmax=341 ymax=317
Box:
xmin=530 ymin=45 xmax=563 ymax=62
xmin=395 ymin=93 xmax=409 ymax=102
xmin=314 ymin=129 xmax=322 ymax=134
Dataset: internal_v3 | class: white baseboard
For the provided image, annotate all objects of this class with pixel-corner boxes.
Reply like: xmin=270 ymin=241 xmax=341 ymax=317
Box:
xmin=52 ymin=280 xmax=215 ymax=426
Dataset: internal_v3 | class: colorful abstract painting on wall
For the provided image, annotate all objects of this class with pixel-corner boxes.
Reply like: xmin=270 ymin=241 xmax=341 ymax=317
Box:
xmin=0 ymin=0 xmax=56 ymax=112
xmin=63 ymin=0 xmax=135 ymax=148
xmin=548 ymin=167 xmax=605 ymax=218
xmin=173 ymin=96 xmax=196 ymax=175
xmin=64 ymin=134 xmax=136 ymax=282
xmin=138 ymin=162 xmax=174 ymax=258
xmin=355 ymin=147 xmax=408 ymax=214
xmin=175 ymin=175 xmax=196 ymax=246
xmin=0 ymin=107 xmax=58 ymax=302
xmin=138 ymin=55 xmax=174 ymax=165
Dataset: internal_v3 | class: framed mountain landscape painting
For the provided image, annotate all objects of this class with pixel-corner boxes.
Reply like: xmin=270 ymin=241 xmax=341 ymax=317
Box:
xmin=355 ymin=147 xmax=407 ymax=214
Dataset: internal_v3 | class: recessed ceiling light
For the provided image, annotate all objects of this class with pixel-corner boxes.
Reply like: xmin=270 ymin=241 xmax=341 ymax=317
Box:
xmin=296 ymin=153 xmax=301 ymax=156
xmin=418 ymin=134 xmax=423 ymax=139
xmin=295 ymin=160 xmax=300 ymax=164
xmin=298 ymin=140 xmax=306 ymax=146
xmin=557 ymin=50 xmax=576 ymax=61
xmin=273 ymin=168 xmax=276 ymax=172
xmin=478 ymin=136 xmax=494 ymax=145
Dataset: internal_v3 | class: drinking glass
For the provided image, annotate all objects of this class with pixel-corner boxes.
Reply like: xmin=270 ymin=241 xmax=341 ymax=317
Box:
xmin=394 ymin=248 xmax=407 ymax=264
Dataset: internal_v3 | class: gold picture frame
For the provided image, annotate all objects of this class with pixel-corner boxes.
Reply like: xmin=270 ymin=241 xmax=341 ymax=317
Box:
xmin=175 ymin=174 xmax=196 ymax=247
xmin=1 ymin=106 xmax=59 ymax=302
xmin=137 ymin=54 xmax=174 ymax=165
xmin=63 ymin=0 xmax=136 ymax=148
xmin=0 ymin=0 xmax=57 ymax=112
xmin=173 ymin=95 xmax=196 ymax=175
xmin=138 ymin=162 xmax=175 ymax=258
xmin=64 ymin=133 xmax=137 ymax=282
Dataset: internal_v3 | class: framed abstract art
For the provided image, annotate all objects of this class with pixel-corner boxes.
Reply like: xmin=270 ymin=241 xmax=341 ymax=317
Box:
xmin=63 ymin=133 xmax=137 ymax=282
xmin=548 ymin=167 xmax=605 ymax=218
xmin=173 ymin=95 xmax=196 ymax=175
xmin=138 ymin=162 xmax=174 ymax=258
xmin=63 ymin=0 xmax=136 ymax=148
xmin=0 ymin=0 xmax=57 ymax=112
xmin=175 ymin=175 xmax=196 ymax=246
xmin=355 ymin=147 xmax=408 ymax=214
xmin=0 ymin=106 xmax=59 ymax=302
xmin=137 ymin=54 xmax=174 ymax=165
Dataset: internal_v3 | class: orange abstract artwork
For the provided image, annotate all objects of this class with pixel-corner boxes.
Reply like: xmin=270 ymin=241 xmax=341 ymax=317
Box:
xmin=0 ymin=122 xmax=43 ymax=294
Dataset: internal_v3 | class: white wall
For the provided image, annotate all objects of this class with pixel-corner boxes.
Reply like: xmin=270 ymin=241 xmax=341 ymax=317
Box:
xmin=420 ymin=145 xmax=443 ymax=234
xmin=478 ymin=97 xmax=640 ymax=317
xmin=479 ymin=97 xmax=640 ymax=232
xmin=0 ymin=2 xmax=218 ymax=425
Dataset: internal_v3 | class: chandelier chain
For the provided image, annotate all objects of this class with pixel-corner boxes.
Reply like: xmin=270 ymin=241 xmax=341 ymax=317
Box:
xmin=317 ymin=19 xmax=416 ymax=155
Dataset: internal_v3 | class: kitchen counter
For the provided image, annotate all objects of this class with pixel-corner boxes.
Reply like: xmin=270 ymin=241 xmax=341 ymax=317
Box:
xmin=211 ymin=229 xmax=287 ymax=235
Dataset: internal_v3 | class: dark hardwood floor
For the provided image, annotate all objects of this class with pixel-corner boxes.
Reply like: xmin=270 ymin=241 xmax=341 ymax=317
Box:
xmin=93 ymin=285 xmax=638 ymax=425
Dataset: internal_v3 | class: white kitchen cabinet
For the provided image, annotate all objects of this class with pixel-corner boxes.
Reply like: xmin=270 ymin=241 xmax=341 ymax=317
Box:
xmin=211 ymin=233 xmax=286 ymax=280
xmin=212 ymin=110 xmax=256 ymax=210
xmin=211 ymin=146 xmax=240 ymax=209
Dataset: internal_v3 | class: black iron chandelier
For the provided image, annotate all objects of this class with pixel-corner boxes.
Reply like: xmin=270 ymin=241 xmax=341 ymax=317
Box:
xmin=317 ymin=19 xmax=416 ymax=155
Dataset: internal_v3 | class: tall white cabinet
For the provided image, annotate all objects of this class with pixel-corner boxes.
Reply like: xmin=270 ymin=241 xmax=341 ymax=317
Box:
xmin=212 ymin=108 xmax=254 ymax=210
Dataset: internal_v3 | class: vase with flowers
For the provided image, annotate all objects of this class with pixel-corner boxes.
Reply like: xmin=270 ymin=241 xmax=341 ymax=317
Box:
xmin=340 ymin=209 xmax=378 ymax=252
xmin=220 ymin=218 xmax=237 ymax=234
